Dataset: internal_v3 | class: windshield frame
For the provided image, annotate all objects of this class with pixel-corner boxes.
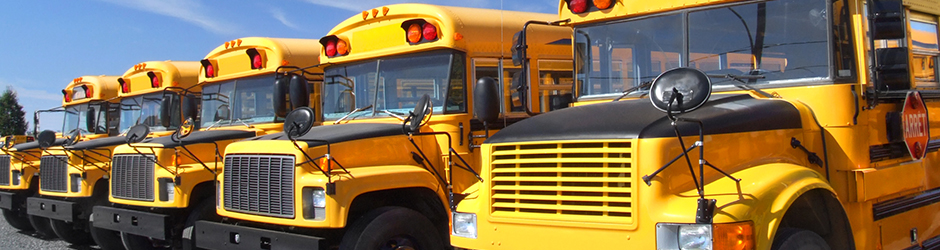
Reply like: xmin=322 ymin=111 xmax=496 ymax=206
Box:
xmin=320 ymin=49 xmax=466 ymax=122
xmin=572 ymin=0 xmax=847 ymax=101
xmin=118 ymin=92 xmax=176 ymax=134
xmin=62 ymin=101 xmax=109 ymax=135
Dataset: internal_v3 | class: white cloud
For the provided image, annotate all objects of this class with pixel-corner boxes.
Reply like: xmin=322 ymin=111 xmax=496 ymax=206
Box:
xmin=270 ymin=8 xmax=302 ymax=31
xmin=303 ymin=0 xmax=493 ymax=12
xmin=95 ymin=0 xmax=235 ymax=35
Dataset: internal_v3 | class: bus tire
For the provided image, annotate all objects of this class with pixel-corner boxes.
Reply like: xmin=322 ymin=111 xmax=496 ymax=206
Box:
xmin=772 ymin=228 xmax=830 ymax=250
xmin=122 ymin=232 xmax=168 ymax=250
xmin=51 ymin=219 xmax=94 ymax=245
xmin=1 ymin=208 xmax=33 ymax=231
xmin=27 ymin=215 xmax=57 ymax=238
xmin=89 ymin=213 xmax=126 ymax=250
xmin=339 ymin=206 xmax=443 ymax=250
xmin=182 ymin=200 xmax=219 ymax=250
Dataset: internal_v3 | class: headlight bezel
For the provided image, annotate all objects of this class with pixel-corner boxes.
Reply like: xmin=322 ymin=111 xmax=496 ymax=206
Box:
xmin=302 ymin=187 xmax=327 ymax=221
xmin=452 ymin=212 xmax=478 ymax=239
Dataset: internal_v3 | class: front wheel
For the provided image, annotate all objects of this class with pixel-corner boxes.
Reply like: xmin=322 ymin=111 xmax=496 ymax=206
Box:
xmin=27 ymin=215 xmax=56 ymax=238
xmin=772 ymin=228 xmax=830 ymax=250
xmin=122 ymin=232 xmax=170 ymax=250
xmin=339 ymin=206 xmax=444 ymax=250
xmin=1 ymin=208 xmax=33 ymax=231
xmin=51 ymin=219 xmax=94 ymax=245
xmin=90 ymin=212 xmax=126 ymax=250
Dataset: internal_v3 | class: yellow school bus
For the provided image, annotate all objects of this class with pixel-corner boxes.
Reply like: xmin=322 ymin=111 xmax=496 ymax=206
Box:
xmin=0 ymin=135 xmax=43 ymax=231
xmin=28 ymin=61 xmax=201 ymax=248
xmin=451 ymin=0 xmax=940 ymax=249
xmin=194 ymin=4 xmax=572 ymax=249
xmin=93 ymin=37 xmax=322 ymax=250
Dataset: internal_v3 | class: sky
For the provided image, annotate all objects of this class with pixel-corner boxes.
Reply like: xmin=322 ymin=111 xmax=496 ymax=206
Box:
xmin=0 ymin=0 xmax=558 ymax=133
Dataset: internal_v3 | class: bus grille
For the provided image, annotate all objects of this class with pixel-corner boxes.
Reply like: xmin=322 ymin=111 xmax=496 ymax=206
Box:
xmin=40 ymin=155 xmax=69 ymax=193
xmin=489 ymin=141 xmax=636 ymax=225
xmin=0 ymin=155 xmax=10 ymax=186
xmin=224 ymin=155 xmax=295 ymax=218
xmin=111 ymin=154 xmax=155 ymax=201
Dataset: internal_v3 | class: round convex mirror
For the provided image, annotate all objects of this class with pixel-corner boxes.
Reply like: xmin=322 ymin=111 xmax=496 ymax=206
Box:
xmin=37 ymin=130 xmax=57 ymax=149
xmin=649 ymin=67 xmax=712 ymax=114
xmin=407 ymin=94 xmax=433 ymax=134
xmin=125 ymin=124 xmax=150 ymax=144
xmin=284 ymin=107 xmax=315 ymax=140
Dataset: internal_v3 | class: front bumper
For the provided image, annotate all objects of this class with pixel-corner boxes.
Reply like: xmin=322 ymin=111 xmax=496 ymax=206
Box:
xmin=92 ymin=206 xmax=171 ymax=240
xmin=0 ymin=191 xmax=15 ymax=210
xmin=26 ymin=197 xmax=79 ymax=222
xmin=194 ymin=221 xmax=325 ymax=250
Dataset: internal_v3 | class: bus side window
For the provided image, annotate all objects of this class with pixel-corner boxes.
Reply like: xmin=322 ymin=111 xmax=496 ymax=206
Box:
xmin=910 ymin=15 xmax=939 ymax=89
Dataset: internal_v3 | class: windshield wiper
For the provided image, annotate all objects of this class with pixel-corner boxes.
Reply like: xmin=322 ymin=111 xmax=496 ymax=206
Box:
xmin=613 ymin=81 xmax=653 ymax=102
xmin=204 ymin=119 xmax=227 ymax=130
xmin=381 ymin=110 xmax=406 ymax=121
xmin=232 ymin=118 xmax=254 ymax=128
xmin=334 ymin=105 xmax=374 ymax=124
xmin=706 ymin=73 xmax=774 ymax=98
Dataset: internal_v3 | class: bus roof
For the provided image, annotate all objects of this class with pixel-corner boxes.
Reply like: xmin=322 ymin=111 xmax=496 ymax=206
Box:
xmin=62 ymin=75 xmax=121 ymax=106
xmin=119 ymin=61 xmax=201 ymax=98
xmin=200 ymin=37 xmax=322 ymax=83
xmin=322 ymin=3 xmax=571 ymax=64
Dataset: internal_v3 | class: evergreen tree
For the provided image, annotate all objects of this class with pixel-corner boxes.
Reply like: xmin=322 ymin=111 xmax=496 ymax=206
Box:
xmin=0 ymin=87 xmax=28 ymax=136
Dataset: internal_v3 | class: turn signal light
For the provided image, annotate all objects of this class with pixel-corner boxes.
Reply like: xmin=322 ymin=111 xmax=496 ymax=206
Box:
xmin=713 ymin=221 xmax=755 ymax=250
xmin=402 ymin=19 xmax=439 ymax=44
xmin=566 ymin=0 xmax=614 ymax=14
xmin=246 ymin=48 xmax=265 ymax=69
xmin=200 ymin=59 xmax=218 ymax=78
xmin=118 ymin=78 xmax=130 ymax=93
xmin=594 ymin=0 xmax=613 ymax=9
xmin=147 ymin=71 xmax=161 ymax=88
xmin=319 ymin=35 xmax=349 ymax=58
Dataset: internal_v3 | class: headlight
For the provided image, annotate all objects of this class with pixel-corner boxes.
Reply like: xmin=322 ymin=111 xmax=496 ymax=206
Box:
xmin=452 ymin=212 xmax=477 ymax=239
xmin=11 ymin=170 xmax=20 ymax=186
xmin=679 ymin=225 xmax=712 ymax=250
xmin=70 ymin=174 xmax=82 ymax=193
xmin=302 ymin=187 xmax=326 ymax=220
xmin=158 ymin=178 xmax=175 ymax=202
xmin=656 ymin=223 xmax=712 ymax=250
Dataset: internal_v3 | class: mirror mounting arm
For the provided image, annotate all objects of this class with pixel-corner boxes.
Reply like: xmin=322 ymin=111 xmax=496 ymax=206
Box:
xmin=515 ymin=19 xmax=571 ymax=116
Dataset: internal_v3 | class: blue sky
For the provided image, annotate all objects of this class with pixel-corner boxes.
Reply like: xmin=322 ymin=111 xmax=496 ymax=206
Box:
xmin=0 ymin=0 xmax=557 ymax=133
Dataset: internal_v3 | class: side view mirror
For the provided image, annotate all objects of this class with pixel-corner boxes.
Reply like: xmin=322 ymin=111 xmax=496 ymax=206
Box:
xmin=473 ymin=77 xmax=500 ymax=124
xmin=511 ymin=31 xmax=526 ymax=66
xmin=273 ymin=74 xmax=291 ymax=117
xmin=85 ymin=107 xmax=97 ymax=133
xmin=289 ymin=75 xmax=310 ymax=110
xmin=215 ymin=105 xmax=230 ymax=121
xmin=160 ymin=94 xmax=174 ymax=128
xmin=869 ymin=0 xmax=905 ymax=40
xmin=182 ymin=95 xmax=198 ymax=127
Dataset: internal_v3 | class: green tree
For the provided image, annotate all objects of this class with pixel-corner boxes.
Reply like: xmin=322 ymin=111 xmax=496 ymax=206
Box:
xmin=0 ymin=87 xmax=28 ymax=136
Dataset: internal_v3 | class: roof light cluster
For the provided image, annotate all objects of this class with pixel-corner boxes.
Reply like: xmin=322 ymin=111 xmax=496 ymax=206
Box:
xmin=200 ymin=59 xmax=218 ymax=78
xmin=246 ymin=48 xmax=266 ymax=69
xmin=401 ymin=19 xmax=439 ymax=45
xmin=319 ymin=35 xmax=349 ymax=58
xmin=566 ymin=0 xmax=613 ymax=14
xmin=117 ymin=78 xmax=130 ymax=93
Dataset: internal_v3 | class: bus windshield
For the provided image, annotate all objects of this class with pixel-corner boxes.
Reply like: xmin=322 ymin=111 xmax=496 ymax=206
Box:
xmin=574 ymin=0 xmax=830 ymax=98
xmin=119 ymin=92 xmax=174 ymax=133
xmin=321 ymin=50 xmax=465 ymax=121
xmin=63 ymin=103 xmax=108 ymax=134
xmin=200 ymin=74 xmax=278 ymax=128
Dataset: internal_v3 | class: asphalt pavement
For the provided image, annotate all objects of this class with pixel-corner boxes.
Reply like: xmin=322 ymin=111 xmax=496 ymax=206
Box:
xmin=0 ymin=215 xmax=102 ymax=250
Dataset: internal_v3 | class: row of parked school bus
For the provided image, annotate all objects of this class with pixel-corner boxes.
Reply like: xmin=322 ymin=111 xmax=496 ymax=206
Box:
xmin=1 ymin=0 xmax=940 ymax=249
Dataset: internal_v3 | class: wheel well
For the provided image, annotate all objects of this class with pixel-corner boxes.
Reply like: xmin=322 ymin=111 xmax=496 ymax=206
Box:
xmin=777 ymin=188 xmax=854 ymax=249
xmin=92 ymin=178 xmax=109 ymax=199
xmin=189 ymin=181 xmax=215 ymax=207
xmin=347 ymin=187 xmax=448 ymax=238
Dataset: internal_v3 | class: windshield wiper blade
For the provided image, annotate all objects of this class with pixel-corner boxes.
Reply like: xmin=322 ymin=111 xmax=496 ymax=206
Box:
xmin=204 ymin=119 xmax=226 ymax=130
xmin=381 ymin=110 xmax=406 ymax=121
xmin=706 ymin=73 xmax=774 ymax=98
xmin=613 ymin=81 xmax=653 ymax=102
xmin=334 ymin=104 xmax=374 ymax=124
xmin=232 ymin=118 xmax=254 ymax=128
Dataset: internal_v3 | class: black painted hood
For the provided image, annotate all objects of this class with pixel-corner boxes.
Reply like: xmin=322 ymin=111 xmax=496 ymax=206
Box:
xmin=248 ymin=123 xmax=406 ymax=148
xmin=66 ymin=136 xmax=127 ymax=151
xmin=485 ymin=94 xmax=803 ymax=144
xmin=11 ymin=138 xmax=67 ymax=151
xmin=146 ymin=129 xmax=258 ymax=147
